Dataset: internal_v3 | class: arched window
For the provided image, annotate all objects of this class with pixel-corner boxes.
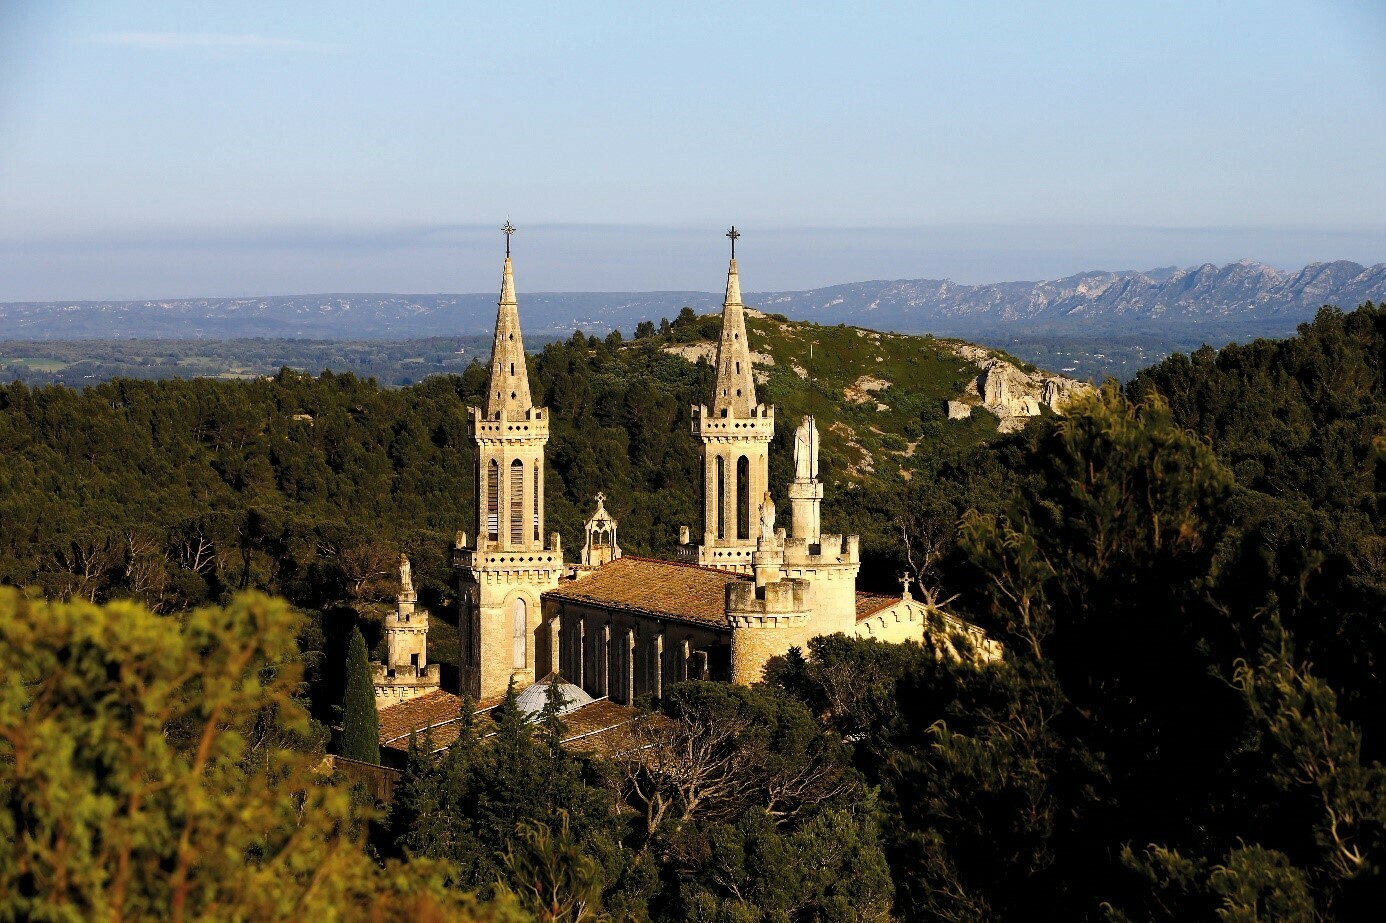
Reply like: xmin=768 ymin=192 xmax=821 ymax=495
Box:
xmin=510 ymin=459 xmax=524 ymax=545
xmin=487 ymin=459 xmax=500 ymax=541
xmin=512 ymin=597 xmax=528 ymax=668
xmin=533 ymin=461 xmax=540 ymax=542
xmin=715 ymin=456 xmax=726 ymax=540
xmin=736 ymin=455 xmax=750 ymax=540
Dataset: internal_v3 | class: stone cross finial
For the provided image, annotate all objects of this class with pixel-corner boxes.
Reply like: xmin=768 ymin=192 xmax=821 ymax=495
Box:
xmin=502 ymin=220 xmax=516 ymax=257
xmin=900 ymin=573 xmax=913 ymax=600
xmin=726 ymin=225 xmax=739 ymax=259
xmin=595 ymin=491 xmax=606 ymax=507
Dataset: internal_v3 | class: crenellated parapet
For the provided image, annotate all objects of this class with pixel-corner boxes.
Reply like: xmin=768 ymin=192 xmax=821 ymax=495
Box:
xmin=468 ymin=405 xmax=550 ymax=440
xmin=726 ymin=578 xmax=813 ymax=683
xmin=781 ymin=533 xmax=860 ymax=568
xmin=726 ymin=578 xmax=810 ymax=627
xmin=373 ymin=661 xmax=442 ymax=707
xmin=691 ymin=403 xmax=775 ymax=442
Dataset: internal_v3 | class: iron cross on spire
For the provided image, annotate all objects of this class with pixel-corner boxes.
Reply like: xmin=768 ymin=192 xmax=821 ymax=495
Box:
xmin=502 ymin=220 xmax=516 ymax=257
xmin=726 ymin=225 xmax=740 ymax=260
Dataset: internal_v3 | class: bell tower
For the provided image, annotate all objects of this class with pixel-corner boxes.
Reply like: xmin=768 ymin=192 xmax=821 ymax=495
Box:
xmin=455 ymin=223 xmax=564 ymax=699
xmin=684 ymin=227 xmax=775 ymax=574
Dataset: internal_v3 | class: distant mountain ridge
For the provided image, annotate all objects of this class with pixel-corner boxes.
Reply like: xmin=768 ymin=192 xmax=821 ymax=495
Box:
xmin=2 ymin=260 xmax=1381 ymax=341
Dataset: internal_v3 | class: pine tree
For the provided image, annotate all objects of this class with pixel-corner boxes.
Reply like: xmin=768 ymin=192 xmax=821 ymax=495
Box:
xmin=341 ymin=626 xmax=380 ymax=764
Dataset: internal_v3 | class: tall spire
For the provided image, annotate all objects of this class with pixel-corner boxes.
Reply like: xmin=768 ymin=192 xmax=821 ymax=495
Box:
xmin=483 ymin=224 xmax=533 ymax=420
xmin=711 ymin=226 xmax=757 ymax=417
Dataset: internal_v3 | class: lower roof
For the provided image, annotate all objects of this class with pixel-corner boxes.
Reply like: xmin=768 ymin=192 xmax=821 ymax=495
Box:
xmin=544 ymin=555 xmax=747 ymax=628
xmin=378 ymin=687 xmax=640 ymax=759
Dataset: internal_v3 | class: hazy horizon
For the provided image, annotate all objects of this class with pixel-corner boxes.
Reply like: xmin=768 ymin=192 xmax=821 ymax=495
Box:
xmin=5 ymin=222 xmax=1385 ymax=304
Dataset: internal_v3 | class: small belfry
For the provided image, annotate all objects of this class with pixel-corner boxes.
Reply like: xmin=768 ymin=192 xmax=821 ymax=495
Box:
xmin=372 ymin=554 xmax=441 ymax=708
xmin=454 ymin=223 xmax=565 ymax=700
xmin=683 ymin=226 xmax=776 ymax=573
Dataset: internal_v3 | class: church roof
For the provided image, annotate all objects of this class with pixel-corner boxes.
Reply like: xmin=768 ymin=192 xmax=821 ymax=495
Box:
xmin=855 ymin=591 xmax=901 ymax=621
xmin=377 ymin=688 xmax=640 ymax=759
xmin=545 ymin=555 xmax=747 ymax=628
xmin=377 ymin=689 xmax=504 ymax=749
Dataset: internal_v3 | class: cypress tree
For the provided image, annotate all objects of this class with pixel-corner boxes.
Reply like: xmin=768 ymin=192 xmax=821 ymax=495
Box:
xmin=340 ymin=626 xmax=380 ymax=764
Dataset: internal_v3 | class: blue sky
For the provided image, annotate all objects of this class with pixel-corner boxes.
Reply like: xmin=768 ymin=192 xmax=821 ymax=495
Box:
xmin=1 ymin=0 xmax=1384 ymax=300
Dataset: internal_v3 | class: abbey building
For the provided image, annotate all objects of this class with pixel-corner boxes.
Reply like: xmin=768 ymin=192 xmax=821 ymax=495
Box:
xmin=447 ymin=233 xmax=998 ymax=705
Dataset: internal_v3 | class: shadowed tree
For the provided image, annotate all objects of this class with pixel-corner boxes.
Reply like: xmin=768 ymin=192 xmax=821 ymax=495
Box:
xmin=341 ymin=626 xmax=381 ymax=764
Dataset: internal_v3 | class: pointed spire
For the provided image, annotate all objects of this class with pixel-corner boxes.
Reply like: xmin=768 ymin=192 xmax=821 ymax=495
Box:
xmin=710 ymin=230 xmax=758 ymax=417
xmin=483 ymin=225 xmax=533 ymax=420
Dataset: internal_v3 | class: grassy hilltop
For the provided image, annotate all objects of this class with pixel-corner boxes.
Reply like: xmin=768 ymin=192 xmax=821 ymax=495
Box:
xmin=657 ymin=307 xmax=1076 ymax=486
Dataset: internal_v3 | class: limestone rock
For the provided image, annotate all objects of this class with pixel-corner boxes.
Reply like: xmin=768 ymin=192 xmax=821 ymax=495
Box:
xmin=947 ymin=343 xmax=1092 ymax=434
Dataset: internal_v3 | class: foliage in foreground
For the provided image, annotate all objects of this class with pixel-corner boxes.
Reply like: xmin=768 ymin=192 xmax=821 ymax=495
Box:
xmin=388 ymin=679 xmax=893 ymax=922
xmin=771 ymin=356 xmax=1385 ymax=921
xmin=0 ymin=589 xmax=522 ymax=923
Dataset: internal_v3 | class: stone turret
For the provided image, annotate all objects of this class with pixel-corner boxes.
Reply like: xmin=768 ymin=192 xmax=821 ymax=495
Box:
xmin=373 ymin=554 xmax=441 ymax=708
xmin=781 ymin=533 xmax=860 ymax=637
xmin=687 ymin=229 xmax=775 ymax=574
xmin=456 ymin=225 xmax=565 ymax=699
xmin=727 ymin=578 xmax=812 ymax=683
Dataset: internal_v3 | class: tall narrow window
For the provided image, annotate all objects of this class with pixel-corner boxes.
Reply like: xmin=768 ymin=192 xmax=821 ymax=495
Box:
xmin=510 ymin=459 xmax=524 ymax=545
xmin=715 ymin=456 xmax=726 ymax=540
xmin=533 ymin=461 xmax=540 ymax=542
xmin=736 ymin=455 xmax=750 ymax=540
xmin=512 ymin=597 xmax=527 ymax=668
xmin=487 ymin=459 xmax=500 ymax=541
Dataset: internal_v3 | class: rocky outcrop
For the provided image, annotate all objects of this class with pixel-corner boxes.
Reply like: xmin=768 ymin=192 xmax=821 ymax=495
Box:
xmin=952 ymin=345 xmax=1092 ymax=433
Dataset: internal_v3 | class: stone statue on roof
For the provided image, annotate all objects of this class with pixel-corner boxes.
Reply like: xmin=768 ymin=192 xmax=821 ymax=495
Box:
xmin=794 ymin=416 xmax=818 ymax=481
xmin=399 ymin=554 xmax=413 ymax=599
xmin=759 ymin=491 xmax=777 ymax=541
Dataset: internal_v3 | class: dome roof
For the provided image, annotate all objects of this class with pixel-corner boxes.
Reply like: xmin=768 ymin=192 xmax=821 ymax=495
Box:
xmin=514 ymin=674 xmax=594 ymax=718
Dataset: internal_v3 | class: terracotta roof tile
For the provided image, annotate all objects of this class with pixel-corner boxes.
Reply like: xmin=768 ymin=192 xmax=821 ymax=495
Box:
xmin=545 ymin=556 xmax=746 ymax=628
xmin=378 ymin=690 xmax=642 ymax=759
xmin=557 ymin=700 xmax=641 ymax=757
xmin=378 ymin=690 xmax=503 ymax=749
xmin=855 ymin=591 xmax=901 ymax=621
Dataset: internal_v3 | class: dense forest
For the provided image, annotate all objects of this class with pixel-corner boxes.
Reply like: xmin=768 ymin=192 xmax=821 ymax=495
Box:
xmin=1 ymin=304 xmax=1382 ymax=920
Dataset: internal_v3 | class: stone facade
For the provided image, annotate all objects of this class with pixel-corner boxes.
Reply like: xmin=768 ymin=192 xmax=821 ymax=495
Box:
xmin=449 ymin=237 xmax=997 ymax=706
xmin=855 ymin=585 xmax=1002 ymax=662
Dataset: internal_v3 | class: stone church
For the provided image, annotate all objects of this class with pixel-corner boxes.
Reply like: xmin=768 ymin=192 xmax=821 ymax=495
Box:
xmin=430 ymin=231 xmax=998 ymax=707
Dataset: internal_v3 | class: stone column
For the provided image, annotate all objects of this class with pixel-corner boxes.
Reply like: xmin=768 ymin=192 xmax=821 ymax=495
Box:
xmin=654 ymin=631 xmax=665 ymax=699
xmin=600 ymin=623 xmax=611 ymax=698
xmin=577 ymin=618 xmax=586 ymax=689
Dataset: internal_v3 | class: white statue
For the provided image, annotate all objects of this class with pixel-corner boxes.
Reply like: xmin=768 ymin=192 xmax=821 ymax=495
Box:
xmin=399 ymin=554 xmax=413 ymax=598
xmin=794 ymin=416 xmax=818 ymax=481
xmin=759 ymin=492 xmax=777 ymax=540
